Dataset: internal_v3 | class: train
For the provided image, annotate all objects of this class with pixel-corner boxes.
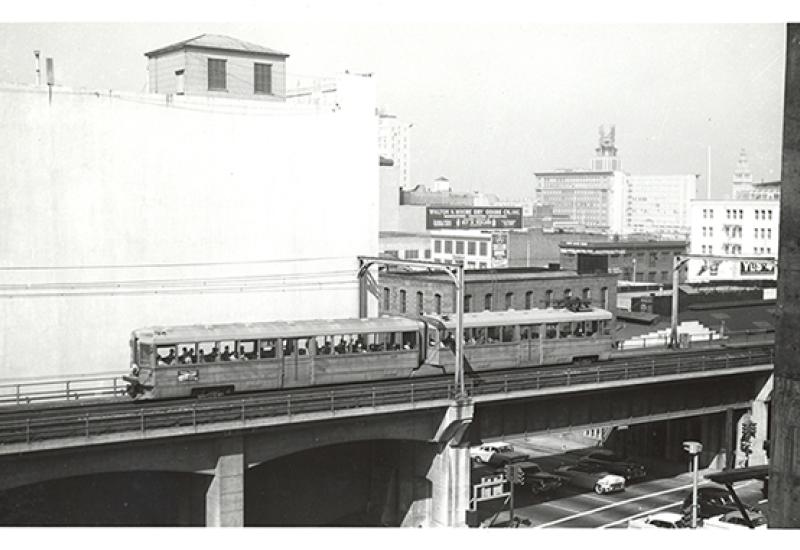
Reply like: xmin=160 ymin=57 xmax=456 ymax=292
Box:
xmin=123 ymin=307 xmax=614 ymax=400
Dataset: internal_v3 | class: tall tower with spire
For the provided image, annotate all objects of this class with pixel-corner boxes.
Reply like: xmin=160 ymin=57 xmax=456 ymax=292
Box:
xmin=732 ymin=148 xmax=754 ymax=199
xmin=591 ymin=124 xmax=621 ymax=171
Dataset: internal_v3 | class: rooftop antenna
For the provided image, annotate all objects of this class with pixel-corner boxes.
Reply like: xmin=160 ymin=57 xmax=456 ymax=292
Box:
xmin=33 ymin=50 xmax=41 ymax=86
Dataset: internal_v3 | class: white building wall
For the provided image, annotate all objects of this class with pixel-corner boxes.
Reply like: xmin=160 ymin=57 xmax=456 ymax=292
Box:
xmin=687 ymin=199 xmax=779 ymax=282
xmin=622 ymin=174 xmax=697 ymax=238
xmin=430 ymin=231 xmax=493 ymax=269
xmin=0 ymin=75 xmax=377 ymax=380
xmin=378 ymin=114 xmax=412 ymax=189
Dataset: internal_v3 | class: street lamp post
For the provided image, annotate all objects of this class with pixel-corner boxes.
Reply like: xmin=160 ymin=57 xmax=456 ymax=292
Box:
xmin=683 ymin=440 xmax=704 ymax=528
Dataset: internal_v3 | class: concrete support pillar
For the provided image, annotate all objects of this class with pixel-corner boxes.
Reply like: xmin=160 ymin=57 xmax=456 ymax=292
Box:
xmin=748 ymin=375 xmax=773 ymax=466
xmin=206 ymin=436 xmax=245 ymax=527
xmin=427 ymin=401 xmax=473 ymax=527
xmin=427 ymin=442 xmax=471 ymax=527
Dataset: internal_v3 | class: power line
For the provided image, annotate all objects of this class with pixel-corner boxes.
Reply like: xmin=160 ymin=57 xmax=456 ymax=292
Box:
xmin=0 ymin=255 xmax=353 ymax=272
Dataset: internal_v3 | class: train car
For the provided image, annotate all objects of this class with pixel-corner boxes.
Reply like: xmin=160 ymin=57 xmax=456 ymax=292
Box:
xmin=124 ymin=317 xmax=425 ymax=400
xmin=123 ymin=307 xmax=614 ymax=400
xmin=421 ymin=308 xmax=614 ymax=375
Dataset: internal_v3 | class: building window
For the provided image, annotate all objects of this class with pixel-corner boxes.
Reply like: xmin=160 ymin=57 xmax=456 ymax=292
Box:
xmin=434 ymin=293 xmax=442 ymax=315
xmin=545 ymin=290 xmax=553 ymax=308
xmin=505 ymin=292 xmax=513 ymax=310
xmin=768 ymin=210 xmax=773 ymax=220
xmin=467 ymin=241 xmax=476 ymax=255
xmin=456 ymin=241 xmax=465 ymax=254
xmin=254 ymin=63 xmax=272 ymax=94
xmin=755 ymin=228 xmax=759 ymax=239
xmin=661 ymin=271 xmax=668 ymax=281
xmin=768 ymin=228 xmax=772 ymax=239
xmin=702 ymin=245 xmax=707 ymax=254
xmin=424 ymin=249 xmax=431 ymax=259
xmin=703 ymin=209 xmax=707 ymax=219
xmin=444 ymin=240 xmax=453 ymax=254
xmin=709 ymin=227 xmax=713 ymax=237
xmin=208 ymin=58 xmax=227 ymax=90
xmin=702 ymin=227 xmax=707 ymax=237
xmin=709 ymin=209 xmax=714 ymax=219
xmin=479 ymin=242 xmax=488 ymax=256
xmin=464 ymin=294 xmax=472 ymax=313
xmin=525 ymin=290 xmax=533 ymax=309
xmin=399 ymin=290 xmax=406 ymax=314
xmin=404 ymin=249 xmax=419 ymax=259
xmin=582 ymin=288 xmax=591 ymax=302
xmin=601 ymin=287 xmax=609 ymax=309
xmin=434 ymin=240 xmax=442 ymax=253
xmin=708 ymin=245 xmax=713 ymax=254
xmin=382 ymin=288 xmax=390 ymax=312
xmin=416 ymin=291 xmax=424 ymax=314
xmin=484 ymin=293 xmax=493 ymax=311
xmin=564 ymin=289 xmax=572 ymax=299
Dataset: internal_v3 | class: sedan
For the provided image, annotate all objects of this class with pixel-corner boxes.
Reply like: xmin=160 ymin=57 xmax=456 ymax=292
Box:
xmin=555 ymin=463 xmax=626 ymax=494
xmin=628 ymin=512 xmax=688 ymax=529
xmin=704 ymin=510 xmax=768 ymax=530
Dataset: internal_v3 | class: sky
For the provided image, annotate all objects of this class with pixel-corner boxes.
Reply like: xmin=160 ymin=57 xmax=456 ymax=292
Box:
xmin=0 ymin=2 xmax=794 ymax=200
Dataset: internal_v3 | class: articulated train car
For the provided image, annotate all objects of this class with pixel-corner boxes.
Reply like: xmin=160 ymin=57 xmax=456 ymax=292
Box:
xmin=123 ymin=307 xmax=614 ymax=400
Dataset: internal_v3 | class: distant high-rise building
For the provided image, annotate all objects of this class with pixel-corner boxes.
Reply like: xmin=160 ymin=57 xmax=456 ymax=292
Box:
xmin=534 ymin=125 xmax=696 ymax=238
xmin=378 ymin=112 xmax=412 ymax=190
xmin=591 ymin=124 xmax=622 ymax=171
xmin=732 ymin=148 xmax=755 ymax=199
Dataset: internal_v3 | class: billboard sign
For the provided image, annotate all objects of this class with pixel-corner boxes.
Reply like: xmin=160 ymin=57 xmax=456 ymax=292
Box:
xmin=740 ymin=261 xmax=775 ymax=276
xmin=491 ymin=231 xmax=508 ymax=267
xmin=426 ymin=207 xmax=523 ymax=230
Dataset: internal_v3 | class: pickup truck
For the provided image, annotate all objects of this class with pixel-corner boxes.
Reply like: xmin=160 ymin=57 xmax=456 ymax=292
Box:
xmin=470 ymin=442 xmax=529 ymax=467
xmin=577 ymin=450 xmax=647 ymax=482
xmin=512 ymin=461 xmax=563 ymax=495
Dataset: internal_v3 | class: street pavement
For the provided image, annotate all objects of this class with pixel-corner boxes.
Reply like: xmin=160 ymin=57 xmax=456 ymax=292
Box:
xmin=472 ymin=434 xmax=767 ymax=529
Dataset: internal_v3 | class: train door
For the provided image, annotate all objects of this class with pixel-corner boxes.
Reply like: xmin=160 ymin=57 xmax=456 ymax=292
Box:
xmin=280 ymin=338 xmax=298 ymax=387
xmin=425 ymin=325 xmax=441 ymax=366
xmin=519 ymin=324 xmax=541 ymax=366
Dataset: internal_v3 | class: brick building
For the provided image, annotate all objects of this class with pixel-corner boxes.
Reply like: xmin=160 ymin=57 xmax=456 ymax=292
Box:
xmin=378 ymin=267 xmax=617 ymax=317
xmin=559 ymin=239 xmax=688 ymax=284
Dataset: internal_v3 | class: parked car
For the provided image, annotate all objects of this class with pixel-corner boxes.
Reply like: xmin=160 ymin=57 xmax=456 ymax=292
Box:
xmin=555 ymin=463 xmax=626 ymax=494
xmin=680 ymin=486 xmax=750 ymax=519
xmin=627 ymin=512 xmax=689 ymax=529
xmin=512 ymin=461 xmax=563 ymax=495
xmin=577 ymin=449 xmax=647 ymax=482
xmin=470 ymin=442 xmax=528 ymax=466
xmin=704 ymin=510 xmax=768 ymax=530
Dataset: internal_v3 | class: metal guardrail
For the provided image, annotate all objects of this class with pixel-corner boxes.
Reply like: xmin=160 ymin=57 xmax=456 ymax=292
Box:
xmin=0 ymin=376 xmax=127 ymax=407
xmin=0 ymin=346 xmax=774 ymax=447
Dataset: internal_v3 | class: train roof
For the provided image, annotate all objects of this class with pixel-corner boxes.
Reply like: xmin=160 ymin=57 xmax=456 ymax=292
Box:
xmin=440 ymin=308 xmax=613 ymax=329
xmin=133 ymin=316 xmax=422 ymax=344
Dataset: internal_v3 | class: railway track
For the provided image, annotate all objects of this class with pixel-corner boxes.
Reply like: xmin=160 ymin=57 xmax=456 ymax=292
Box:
xmin=0 ymin=344 xmax=774 ymax=447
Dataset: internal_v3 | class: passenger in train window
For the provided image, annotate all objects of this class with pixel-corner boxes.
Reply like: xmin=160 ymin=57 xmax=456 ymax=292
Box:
xmin=238 ymin=345 xmax=248 ymax=360
xmin=179 ymin=347 xmax=191 ymax=364
xmin=334 ymin=337 xmax=346 ymax=355
xmin=221 ymin=345 xmax=233 ymax=361
xmin=208 ymin=347 xmax=219 ymax=362
xmin=188 ymin=347 xmax=197 ymax=363
xmin=158 ymin=348 xmax=176 ymax=365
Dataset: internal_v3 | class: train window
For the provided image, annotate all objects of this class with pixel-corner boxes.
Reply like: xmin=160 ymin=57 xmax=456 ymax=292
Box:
xmin=586 ymin=321 xmax=598 ymax=337
xmin=259 ymin=339 xmax=278 ymax=358
xmin=521 ymin=324 xmax=539 ymax=339
xmin=219 ymin=340 xmax=236 ymax=361
xmin=282 ymin=338 xmax=296 ymax=357
xmin=156 ymin=345 xmax=177 ymax=365
xmin=197 ymin=341 xmax=217 ymax=363
xmin=237 ymin=340 xmax=257 ymax=360
xmin=559 ymin=323 xmax=572 ymax=338
xmin=501 ymin=326 xmax=515 ymax=342
xmin=545 ymin=323 xmax=557 ymax=339
xmin=402 ymin=331 xmax=417 ymax=350
xmin=572 ymin=322 xmax=585 ymax=337
xmin=601 ymin=320 xmax=611 ymax=335
xmin=177 ymin=343 xmax=197 ymax=364
xmin=137 ymin=342 xmax=154 ymax=365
